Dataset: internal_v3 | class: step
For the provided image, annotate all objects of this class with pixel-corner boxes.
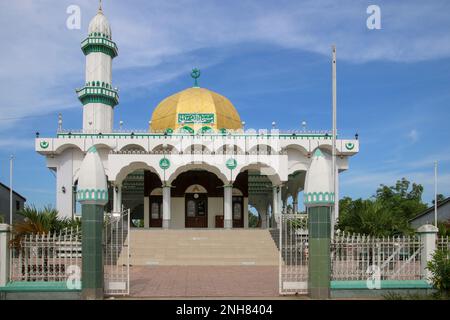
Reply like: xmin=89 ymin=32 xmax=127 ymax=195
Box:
xmin=119 ymin=229 xmax=280 ymax=266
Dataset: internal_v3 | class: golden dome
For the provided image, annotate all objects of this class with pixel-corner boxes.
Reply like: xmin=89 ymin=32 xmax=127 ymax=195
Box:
xmin=150 ymin=87 xmax=242 ymax=132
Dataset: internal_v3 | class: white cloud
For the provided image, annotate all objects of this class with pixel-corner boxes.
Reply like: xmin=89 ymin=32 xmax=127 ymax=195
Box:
xmin=407 ymin=129 xmax=419 ymax=143
xmin=0 ymin=138 xmax=34 ymax=150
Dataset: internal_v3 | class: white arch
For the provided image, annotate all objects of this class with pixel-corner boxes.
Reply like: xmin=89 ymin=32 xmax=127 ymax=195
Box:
xmin=239 ymin=162 xmax=282 ymax=185
xmin=152 ymin=144 xmax=179 ymax=154
xmin=185 ymin=184 xmax=208 ymax=193
xmin=183 ymin=144 xmax=212 ymax=154
xmin=248 ymin=144 xmax=275 ymax=155
xmin=167 ymin=162 xmax=228 ymax=184
xmin=55 ymin=143 xmax=84 ymax=154
xmin=285 ymin=144 xmax=309 ymax=156
xmin=215 ymin=144 xmax=244 ymax=155
xmin=115 ymin=161 xmax=161 ymax=185
xmin=120 ymin=144 xmax=146 ymax=152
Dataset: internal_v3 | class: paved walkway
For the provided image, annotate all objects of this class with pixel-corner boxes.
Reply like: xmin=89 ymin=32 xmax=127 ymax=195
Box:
xmin=130 ymin=266 xmax=279 ymax=298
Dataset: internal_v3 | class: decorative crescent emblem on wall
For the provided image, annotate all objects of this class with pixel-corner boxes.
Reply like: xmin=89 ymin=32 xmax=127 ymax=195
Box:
xmin=159 ymin=158 xmax=170 ymax=170
xmin=226 ymin=158 xmax=237 ymax=170
xmin=40 ymin=141 xmax=49 ymax=149
xmin=345 ymin=142 xmax=355 ymax=150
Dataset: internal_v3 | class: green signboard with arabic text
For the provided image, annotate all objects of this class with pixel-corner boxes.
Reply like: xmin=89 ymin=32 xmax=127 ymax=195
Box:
xmin=178 ymin=113 xmax=215 ymax=124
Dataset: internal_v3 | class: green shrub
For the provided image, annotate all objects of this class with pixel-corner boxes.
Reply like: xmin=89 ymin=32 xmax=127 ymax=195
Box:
xmin=427 ymin=249 xmax=450 ymax=294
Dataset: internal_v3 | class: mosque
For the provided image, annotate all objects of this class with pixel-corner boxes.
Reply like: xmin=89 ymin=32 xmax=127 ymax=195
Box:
xmin=35 ymin=4 xmax=359 ymax=230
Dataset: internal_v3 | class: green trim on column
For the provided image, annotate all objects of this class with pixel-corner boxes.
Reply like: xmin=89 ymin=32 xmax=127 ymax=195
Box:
xmin=304 ymin=192 xmax=335 ymax=205
xmin=76 ymin=189 xmax=108 ymax=202
xmin=308 ymin=206 xmax=331 ymax=299
xmin=81 ymin=204 xmax=104 ymax=300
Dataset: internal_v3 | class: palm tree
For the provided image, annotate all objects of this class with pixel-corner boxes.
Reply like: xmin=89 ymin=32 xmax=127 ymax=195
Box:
xmin=10 ymin=205 xmax=80 ymax=248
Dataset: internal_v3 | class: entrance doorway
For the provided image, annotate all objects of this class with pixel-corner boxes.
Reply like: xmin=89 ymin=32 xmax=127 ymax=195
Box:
xmin=185 ymin=193 xmax=208 ymax=228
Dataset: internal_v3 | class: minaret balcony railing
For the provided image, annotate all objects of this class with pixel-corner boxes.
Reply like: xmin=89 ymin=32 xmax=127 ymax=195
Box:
xmin=81 ymin=36 xmax=118 ymax=58
xmin=76 ymin=85 xmax=119 ymax=107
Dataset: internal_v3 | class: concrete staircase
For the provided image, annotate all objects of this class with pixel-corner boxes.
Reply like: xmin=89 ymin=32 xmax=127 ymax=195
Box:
xmin=123 ymin=229 xmax=279 ymax=266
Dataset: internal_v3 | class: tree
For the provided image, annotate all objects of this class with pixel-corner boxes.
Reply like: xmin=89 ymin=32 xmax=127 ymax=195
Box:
xmin=337 ymin=178 xmax=426 ymax=236
xmin=10 ymin=205 xmax=80 ymax=248
xmin=248 ymin=212 xmax=259 ymax=228
xmin=337 ymin=198 xmax=413 ymax=236
xmin=375 ymin=177 xmax=427 ymax=220
xmin=432 ymin=194 xmax=446 ymax=206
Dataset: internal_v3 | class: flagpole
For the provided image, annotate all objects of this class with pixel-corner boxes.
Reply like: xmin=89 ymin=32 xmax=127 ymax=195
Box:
xmin=9 ymin=155 xmax=14 ymax=225
xmin=332 ymin=45 xmax=337 ymax=236
xmin=434 ymin=161 xmax=438 ymax=227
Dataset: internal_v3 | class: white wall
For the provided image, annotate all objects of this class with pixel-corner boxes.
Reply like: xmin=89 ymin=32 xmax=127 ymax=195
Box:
xmin=171 ymin=197 xmax=184 ymax=229
xmin=55 ymin=148 xmax=84 ymax=218
xmin=208 ymin=197 xmax=223 ymax=228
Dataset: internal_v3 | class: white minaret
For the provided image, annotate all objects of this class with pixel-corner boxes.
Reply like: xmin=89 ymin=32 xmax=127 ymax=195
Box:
xmin=77 ymin=2 xmax=119 ymax=133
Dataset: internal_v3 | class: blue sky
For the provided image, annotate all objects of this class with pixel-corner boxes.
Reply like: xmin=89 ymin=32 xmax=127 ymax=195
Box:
xmin=0 ymin=0 xmax=449 ymax=209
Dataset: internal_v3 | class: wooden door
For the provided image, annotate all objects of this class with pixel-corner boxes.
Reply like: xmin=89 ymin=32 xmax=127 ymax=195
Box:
xmin=185 ymin=193 xmax=208 ymax=228
xmin=232 ymin=196 xmax=244 ymax=228
xmin=149 ymin=196 xmax=162 ymax=227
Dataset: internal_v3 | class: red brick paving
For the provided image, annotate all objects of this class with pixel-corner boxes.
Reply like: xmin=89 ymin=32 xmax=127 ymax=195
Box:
xmin=130 ymin=266 xmax=279 ymax=298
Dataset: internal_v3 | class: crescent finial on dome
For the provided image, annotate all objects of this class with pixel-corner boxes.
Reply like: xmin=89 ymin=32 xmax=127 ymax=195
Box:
xmin=191 ymin=68 xmax=201 ymax=88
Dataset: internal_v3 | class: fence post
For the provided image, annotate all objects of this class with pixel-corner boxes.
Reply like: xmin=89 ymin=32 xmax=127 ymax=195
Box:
xmin=417 ymin=224 xmax=438 ymax=283
xmin=0 ymin=224 xmax=10 ymax=287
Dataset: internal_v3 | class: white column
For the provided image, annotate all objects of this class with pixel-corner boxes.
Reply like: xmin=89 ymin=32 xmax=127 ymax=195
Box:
xmin=292 ymin=194 xmax=298 ymax=214
xmin=417 ymin=224 xmax=439 ymax=283
xmin=224 ymin=186 xmax=233 ymax=229
xmin=117 ymin=186 xmax=122 ymax=211
xmin=260 ymin=206 xmax=267 ymax=229
xmin=162 ymin=186 xmax=171 ymax=229
xmin=144 ymin=197 xmax=150 ymax=228
xmin=277 ymin=186 xmax=283 ymax=215
xmin=272 ymin=186 xmax=278 ymax=226
xmin=113 ymin=185 xmax=118 ymax=212
xmin=0 ymin=224 xmax=10 ymax=287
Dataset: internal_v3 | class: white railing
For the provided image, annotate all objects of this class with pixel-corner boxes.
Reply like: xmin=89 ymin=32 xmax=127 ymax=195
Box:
xmin=10 ymin=227 xmax=81 ymax=282
xmin=103 ymin=209 xmax=130 ymax=296
xmin=437 ymin=236 xmax=450 ymax=252
xmin=331 ymin=232 xmax=423 ymax=281
xmin=279 ymin=214 xmax=309 ymax=295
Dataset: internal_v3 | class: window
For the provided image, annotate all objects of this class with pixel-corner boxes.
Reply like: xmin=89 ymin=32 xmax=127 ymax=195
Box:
xmin=151 ymin=202 xmax=160 ymax=219
xmin=16 ymin=200 xmax=20 ymax=211
xmin=187 ymin=200 xmax=196 ymax=217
